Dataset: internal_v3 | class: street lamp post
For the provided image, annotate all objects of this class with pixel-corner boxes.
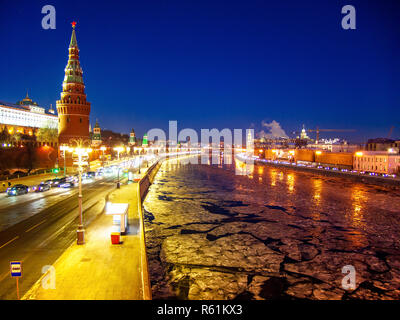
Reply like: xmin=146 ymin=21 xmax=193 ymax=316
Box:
xmin=100 ymin=146 xmax=106 ymax=163
xmin=117 ymin=167 xmax=121 ymax=189
xmin=69 ymin=138 xmax=92 ymax=245
xmin=60 ymin=145 xmax=69 ymax=177
xmin=114 ymin=146 xmax=124 ymax=161
xmin=113 ymin=146 xmax=124 ymax=188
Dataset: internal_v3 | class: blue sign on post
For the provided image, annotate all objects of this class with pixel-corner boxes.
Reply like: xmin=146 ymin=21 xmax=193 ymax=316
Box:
xmin=10 ymin=261 xmax=22 ymax=277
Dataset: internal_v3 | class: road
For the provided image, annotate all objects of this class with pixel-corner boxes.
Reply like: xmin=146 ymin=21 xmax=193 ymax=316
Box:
xmin=0 ymin=154 xmax=157 ymax=300
xmin=0 ymin=173 xmax=123 ymax=300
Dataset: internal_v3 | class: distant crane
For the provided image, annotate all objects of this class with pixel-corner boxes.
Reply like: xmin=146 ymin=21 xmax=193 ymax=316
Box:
xmin=292 ymin=126 xmax=356 ymax=144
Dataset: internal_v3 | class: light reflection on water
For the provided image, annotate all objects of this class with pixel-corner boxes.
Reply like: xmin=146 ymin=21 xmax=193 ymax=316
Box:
xmin=231 ymin=156 xmax=384 ymax=249
xmin=286 ymin=173 xmax=295 ymax=194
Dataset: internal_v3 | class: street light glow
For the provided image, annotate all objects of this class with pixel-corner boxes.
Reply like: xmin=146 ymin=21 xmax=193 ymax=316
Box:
xmin=72 ymin=147 xmax=92 ymax=156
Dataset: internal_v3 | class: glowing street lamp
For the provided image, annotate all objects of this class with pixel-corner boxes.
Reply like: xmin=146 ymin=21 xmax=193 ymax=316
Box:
xmin=113 ymin=147 xmax=125 ymax=188
xmin=100 ymin=146 xmax=106 ymax=163
xmin=113 ymin=146 xmax=125 ymax=161
xmin=60 ymin=144 xmax=70 ymax=176
xmin=355 ymin=151 xmax=363 ymax=157
xmin=69 ymin=138 xmax=92 ymax=245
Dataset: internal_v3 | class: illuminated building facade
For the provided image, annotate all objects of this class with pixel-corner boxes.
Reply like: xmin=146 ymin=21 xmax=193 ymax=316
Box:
xmin=353 ymin=151 xmax=400 ymax=174
xmin=57 ymin=22 xmax=91 ymax=146
xmin=366 ymin=138 xmax=400 ymax=152
xmin=0 ymin=94 xmax=57 ymax=137
xmin=299 ymin=125 xmax=310 ymax=140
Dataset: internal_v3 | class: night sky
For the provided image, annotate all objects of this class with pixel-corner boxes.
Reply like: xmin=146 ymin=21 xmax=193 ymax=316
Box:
xmin=1 ymin=0 xmax=399 ymax=143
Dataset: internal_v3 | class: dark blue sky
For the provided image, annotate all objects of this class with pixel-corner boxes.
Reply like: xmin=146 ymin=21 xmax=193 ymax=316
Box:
xmin=1 ymin=0 xmax=399 ymax=142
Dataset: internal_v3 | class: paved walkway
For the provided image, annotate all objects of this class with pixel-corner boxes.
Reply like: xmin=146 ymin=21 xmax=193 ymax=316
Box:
xmin=23 ymin=181 xmax=146 ymax=300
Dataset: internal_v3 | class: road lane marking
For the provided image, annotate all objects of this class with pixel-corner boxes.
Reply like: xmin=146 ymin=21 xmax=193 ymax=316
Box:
xmin=0 ymin=236 xmax=19 ymax=249
xmin=0 ymin=270 xmax=10 ymax=281
xmin=25 ymin=219 xmax=47 ymax=233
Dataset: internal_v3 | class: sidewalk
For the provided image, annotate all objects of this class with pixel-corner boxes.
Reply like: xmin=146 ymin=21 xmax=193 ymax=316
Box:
xmin=23 ymin=181 xmax=146 ymax=300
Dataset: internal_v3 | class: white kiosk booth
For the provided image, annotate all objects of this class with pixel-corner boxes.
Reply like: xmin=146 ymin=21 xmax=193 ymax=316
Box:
xmin=105 ymin=203 xmax=129 ymax=244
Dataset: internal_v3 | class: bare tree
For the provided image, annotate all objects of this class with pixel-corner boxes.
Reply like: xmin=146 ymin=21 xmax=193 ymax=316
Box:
xmin=36 ymin=122 xmax=58 ymax=144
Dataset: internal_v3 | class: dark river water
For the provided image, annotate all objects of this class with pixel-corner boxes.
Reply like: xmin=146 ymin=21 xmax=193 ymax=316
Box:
xmin=143 ymin=156 xmax=400 ymax=300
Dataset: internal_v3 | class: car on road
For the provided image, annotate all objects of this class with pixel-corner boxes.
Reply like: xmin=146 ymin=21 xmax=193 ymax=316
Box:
xmin=87 ymin=171 xmax=96 ymax=178
xmin=95 ymin=169 xmax=104 ymax=177
xmin=44 ymin=179 xmax=54 ymax=186
xmin=104 ymin=167 xmax=113 ymax=175
xmin=52 ymin=177 xmax=69 ymax=187
xmin=59 ymin=181 xmax=74 ymax=188
xmin=7 ymin=184 xmax=29 ymax=196
xmin=35 ymin=183 xmax=51 ymax=192
xmin=50 ymin=178 xmax=62 ymax=187
xmin=65 ymin=175 xmax=76 ymax=182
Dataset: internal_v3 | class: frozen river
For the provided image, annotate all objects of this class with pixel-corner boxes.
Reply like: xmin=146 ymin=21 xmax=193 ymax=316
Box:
xmin=143 ymin=156 xmax=400 ymax=300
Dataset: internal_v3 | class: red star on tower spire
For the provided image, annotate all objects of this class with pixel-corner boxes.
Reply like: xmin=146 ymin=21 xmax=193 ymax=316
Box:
xmin=71 ymin=21 xmax=77 ymax=28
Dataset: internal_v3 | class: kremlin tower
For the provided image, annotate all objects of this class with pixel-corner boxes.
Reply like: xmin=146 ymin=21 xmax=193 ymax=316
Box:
xmin=91 ymin=119 xmax=102 ymax=147
xmin=142 ymin=133 xmax=148 ymax=147
xmin=129 ymin=128 xmax=136 ymax=146
xmin=57 ymin=22 xmax=91 ymax=145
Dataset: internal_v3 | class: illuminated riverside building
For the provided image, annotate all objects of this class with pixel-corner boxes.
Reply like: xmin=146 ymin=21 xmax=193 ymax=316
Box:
xmin=57 ymin=22 xmax=91 ymax=146
xmin=353 ymin=151 xmax=400 ymax=174
xmin=0 ymin=94 xmax=57 ymax=142
xmin=366 ymin=138 xmax=400 ymax=152
xmin=307 ymin=139 xmax=360 ymax=153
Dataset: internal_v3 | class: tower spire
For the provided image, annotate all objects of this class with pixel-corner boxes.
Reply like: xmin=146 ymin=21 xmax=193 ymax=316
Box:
xmin=57 ymin=23 xmax=91 ymax=145
xmin=69 ymin=22 xmax=78 ymax=48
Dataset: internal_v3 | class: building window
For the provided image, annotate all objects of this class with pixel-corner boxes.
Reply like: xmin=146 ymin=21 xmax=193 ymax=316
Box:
xmin=80 ymin=118 xmax=82 ymax=123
